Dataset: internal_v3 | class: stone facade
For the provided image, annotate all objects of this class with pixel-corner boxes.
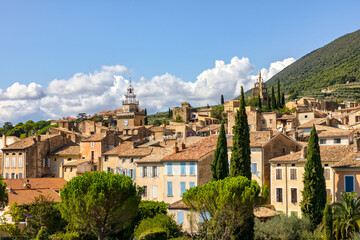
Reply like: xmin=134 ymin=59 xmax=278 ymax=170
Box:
xmin=172 ymin=102 xmax=194 ymax=122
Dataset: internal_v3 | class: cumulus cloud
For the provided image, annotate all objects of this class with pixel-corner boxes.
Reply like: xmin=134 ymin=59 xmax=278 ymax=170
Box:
xmin=0 ymin=57 xmax=295 ymax=123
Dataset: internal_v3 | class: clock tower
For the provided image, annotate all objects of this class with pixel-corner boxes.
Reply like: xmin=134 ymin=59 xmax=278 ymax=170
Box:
xmin=115 ymin=80 xmax=146 ymax=131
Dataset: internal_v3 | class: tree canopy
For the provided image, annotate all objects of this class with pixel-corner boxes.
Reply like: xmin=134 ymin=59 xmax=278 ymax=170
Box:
xmin=0 ymin=177 xmax=8 ymax=209
xmin=211 ymin=122 xmax=229 ymax=180
xmin=59 ymin=172 xmax=142 ymax=240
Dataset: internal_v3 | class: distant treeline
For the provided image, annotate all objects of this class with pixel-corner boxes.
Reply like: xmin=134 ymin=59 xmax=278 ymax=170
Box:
xmin=0 ymin=120 xmax=57 ymax=139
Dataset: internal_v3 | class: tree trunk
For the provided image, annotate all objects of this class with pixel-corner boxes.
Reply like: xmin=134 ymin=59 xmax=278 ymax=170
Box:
xmin=98 ymin=231 xmax=104 ymax=240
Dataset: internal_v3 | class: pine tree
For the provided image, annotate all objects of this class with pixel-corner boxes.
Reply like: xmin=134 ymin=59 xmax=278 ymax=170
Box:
xmin=322 ymin=203 xmax=333 ymax=240
xmin=211 ymin=123 xmax=229 ymax=180
xmin=230 ymin=87 xmax=251 ymax=179
xmin=301 ymin=125 xmax=327 ymax=229
xmin=271 ymin=86 xmax=277 ymax=110
xmin=257 ymin=95 xmax=262 ymax=111
xmin=281 ymin=93 xmax=285 ymax=107
xmin=144 ymin=109 xmax=148 ymax=125
xmin=221 ymin=95 xmax=224 ymax=105
xmin=277 ymin=79 xmax=281 ymax=108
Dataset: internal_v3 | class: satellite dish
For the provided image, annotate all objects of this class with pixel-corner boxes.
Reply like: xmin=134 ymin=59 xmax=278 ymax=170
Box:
xmin=338 ymin=106 xmax=342 ymax=110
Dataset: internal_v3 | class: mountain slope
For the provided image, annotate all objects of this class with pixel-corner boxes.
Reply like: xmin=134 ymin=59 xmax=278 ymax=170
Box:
xmin=265 ymin=29 xmax=360 ymax=94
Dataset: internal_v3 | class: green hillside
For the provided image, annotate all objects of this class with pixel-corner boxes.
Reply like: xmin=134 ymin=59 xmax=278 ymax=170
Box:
xmin=265 ymin=29 xmax=360 ymax=95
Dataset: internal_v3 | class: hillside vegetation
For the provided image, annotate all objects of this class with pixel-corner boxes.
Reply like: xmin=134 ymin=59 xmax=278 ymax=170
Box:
xmin=265 ymin=29 xmax=360 ymax=95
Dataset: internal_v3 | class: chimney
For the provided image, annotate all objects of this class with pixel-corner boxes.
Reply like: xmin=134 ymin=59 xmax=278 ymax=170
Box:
xmin=354 ymin=138 xmax=359 ymax=153
xmin=269 ymin=129 xmax=273 ymax=139
xmin=179 ymin=142 xmax=186 ymax=151
xmin=24 ymin=179 xmax=31 ymax=189
xmin=301 ymin=146 xmax=307 ymax=159
xmin=3 ymin=134 xmax=7 ymax=147
xmin=326 ymin=117 xmax=331 ymax=126
xmin=173 ymin=143 xmax=179 ymax=154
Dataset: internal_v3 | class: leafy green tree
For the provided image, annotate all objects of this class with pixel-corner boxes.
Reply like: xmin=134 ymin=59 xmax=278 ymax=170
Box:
xmin=0 ymin=177 xmax=8 ymax=209
xmin=221 ymin=94 xmax=224 ymax=105
xmin=301 ymin=125 xmax=326 ymax=229
xmin=6 ymin=125 xmax=25 ymax=137
xmin=271 ymin=86 xmax=277 ymax=110
xmin=211 ymin=123 xmax=229 ymax=180
xmin=281 ymin=93 xmax=285 ymax=106
xmin=277 ymin=79 xmax=281 ymax=107
xmin=59 ymin=172 xmax=142 ymax=240
xmin=210 ymin=105 xmax=224 ymax=121
xmin=321 ymin=203 xmax=334 ymax=240
xmin=25 ymin=195 xmax=67 ymax=235
xmin=134 ymin=214 xmax=181 ymax=239
xmin=137 ymin=200 xmax=168 ymax=221
xmin=37 ymin=123 xmax=59 ymax=135
xmin=174 ymin=115 xmax=183 ymax=122
xmin=3 ymin=122 xmax=13 ymax=134
xmin=35 ymin=227 xmax=50 ymax=240
xmin=257 ymin=95 xmax=262 ymax=111
xmin=0 ymin=202 xmax=25 ymax=237
xmin=152 ymin=119 xmax=162 ymax=126
xmin=332 ymin=192 xmax=360 ymax=240
xmin=183 ymin=176 xmax=268 ymax=240
xmin=230 ymin=87 xmax=251 ymax=179
xmin=246 ymin=96 xmax=258 ymax=107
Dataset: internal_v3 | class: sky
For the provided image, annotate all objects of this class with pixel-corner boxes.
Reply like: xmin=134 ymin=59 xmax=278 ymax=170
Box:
xmin=0 ymin=0 xmax=360 ymax=124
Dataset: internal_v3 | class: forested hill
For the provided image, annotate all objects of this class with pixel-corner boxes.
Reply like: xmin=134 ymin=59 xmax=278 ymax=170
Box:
xmin=265 ymin=29 xmax=360 ymax=94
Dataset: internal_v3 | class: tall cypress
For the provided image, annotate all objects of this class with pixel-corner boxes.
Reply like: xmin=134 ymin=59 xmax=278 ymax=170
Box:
xmin=271 ymin=86 xmax=277 ymax=110
xmin=281 ymin=93 xmax=285 ymax=107
xmin=230 ymin=87 xmax=251 ymax=179
xmin=221 ymin=95 xmax=224 ymax=105
xmin=301 ymin=125 xmax=326 ymax=229
xmin=322 ymin=203 xmax=333 ymax=240
xmin=211 ymin=123 xmax=229 ymax=180
xmin=277 ymin=79 xmax=281 ymax=108
xmin=267 ymin=95 xmax=271 ymax=110
xmin=144 ymin=109 xmax=148 ymax=125
xmin=168 ymin=108 xmax=171 ymax=119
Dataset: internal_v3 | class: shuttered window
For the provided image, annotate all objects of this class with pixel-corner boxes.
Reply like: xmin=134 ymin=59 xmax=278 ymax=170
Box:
xmin=12 ymin=157 xmax=16 ymax=168
xmin=290 ymin=169 xmax=297 ymax=180
xmin=276 ymin=188 xmax=283 ymax=202
xmin=167 ymin=163 xmax=172 ymax=175
xmin=167 ymin=182 xmax=173 ymax=196
xmin=291 ymin=188 xmax=297 ymax=203
xmin=153 ymin=186 xmax=157 ymax=199
xmin=276 ymin=169 xmax=282 ymax=180
xmin=18 ymin=157 xmax=23 ymax=168
xmin=180 ymin=182 xmax=186 ymax=196
xmin=181 ymin=163 xmax=186 ymax=175
xmin=345 ymin=176 xmax=355 ymax=193
xmin=324 ymin=168 xmax=330 ymax=180
xmin=5 ymin=158 xmax=9 ymax=168
xmin=189 ymin=182 xmax=195 ymax=188
xmin=177 ymin=212 xmax=184 ymax=224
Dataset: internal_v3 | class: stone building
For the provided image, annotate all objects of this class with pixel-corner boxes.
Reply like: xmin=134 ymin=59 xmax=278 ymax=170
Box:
xmin=251 ymin=71 xmax=269 ymax=106
xmin=172 ymin=102 xmax=194 ymax=122
xmin=2 ymin=134 xmax=74 ymax=179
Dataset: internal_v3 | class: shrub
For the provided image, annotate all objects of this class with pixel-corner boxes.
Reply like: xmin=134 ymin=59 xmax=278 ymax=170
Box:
xmin=50 ymin=231 xmax=81 ymax=240
xmin=134 ymin=214 xmax=181 ymax=239
xmin=139 ymin=228 xmax=167 ymax=240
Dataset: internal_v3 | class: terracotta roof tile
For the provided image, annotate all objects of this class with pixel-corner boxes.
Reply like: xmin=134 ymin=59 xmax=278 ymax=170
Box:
xmin=332 ymin=152 xmax=360 ymax=168
xmin=168 ymin=200 xmax=190 ymax=209
xmin=104 ymin=142 xmax=152 ymax=157
xmin=82 ymin=133 xmax=106 ymax=142
xmin=277 ymin=114 xmax=296 ymax=120
xmin=227 ymin=131 xmax=272 ymax=147
xmin=4 ymin=178 xmax=67 ymax=190
xmin=7 ymin=189 xmax=61 ymax=205
xmin=63 ymin=159 xmax=90 ymax=166
xmin=197 ymin=124 xmax=221 ymax=132
xmin=2 ymin=137 xmax=35 ymax=150
xmin=318 ymin=130 xmax=354 ymax=138
xmin=297 ymin=118 xmax=327 ymax=129
xmin=50 ymin=144 xmax=80 ymax=156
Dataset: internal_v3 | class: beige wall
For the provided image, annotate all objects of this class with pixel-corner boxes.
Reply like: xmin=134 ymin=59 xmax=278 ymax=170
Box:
xmin=63 ymin=166 xmax=78 ymax=181
xmin=136 ymin=163 xmax=164 ymax=201
xmin=168 ymin=208 xmax=199 ymax=235
xmin=102 ymin=155 xmax=137 ymax=178
xmin=260 ymin=113 xmax=277 ymax=131
xmin=48 ymin=155 xmax=80 ymax=178
xmin=334 ymin=169 xmax=360 ymax=202
xmin=297 ymin=112 xmax=315 ymax=125
xmin=2 ymin=150 xmax=26 ymax=179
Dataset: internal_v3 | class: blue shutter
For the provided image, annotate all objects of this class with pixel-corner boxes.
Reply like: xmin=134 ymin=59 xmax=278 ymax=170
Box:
xmin=190 ymin=163 xmax=195 ymax=175
xmin=127 ymin=169 xmax=131 ymax=177
xmin=177 ymin=212 xmax=184 ymax=224
xmin=189 ymin=182 xmax=195 ymax=188
xmin=180 ymin=182 xmax=186 ymax=196
xmin=181 ymin=163 xmax=186 ymax=175
xmin=167 ymin=182 xmax=173 ymax=196
xmin=251 ymin=163 xmax=257 ymax=175
xmin=133 ymin=168 xmax=136 ymax=180
xmin=167 ymin=163 xmax=172 ymax=175
xmin=345 ymin=176 xmax=354 ymax=192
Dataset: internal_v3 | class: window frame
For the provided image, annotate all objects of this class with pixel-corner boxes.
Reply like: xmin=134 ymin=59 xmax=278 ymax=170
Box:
xmin=324 ymin=168 xmax=331 ymax=181
xmin=290 ymin=188 xmax=298 ymax=204
xmin=276 ymin=187 xmax=283 ymax=203
xmin=344 ymin=175 xmax=355 ymax=193
xmin=334 ymin=138 xmax=341 ymax=144
xmin=289 ymin=168 xmax=297 ymax=180
xmin=275 ymin=168 xmax=283 ymax=180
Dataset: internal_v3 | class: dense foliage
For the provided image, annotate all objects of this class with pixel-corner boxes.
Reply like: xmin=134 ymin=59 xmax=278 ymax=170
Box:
xmin=0 ymin=120 xmax=54 ymax=138
xmin=0 ymin=177 xmax=8 ymax=209
xmin=211 ymin=123 xmax=229 ymax=180
xmin=230 ymin=87 xmax=251 ymax=179
xmin=60 ymin=172 xmax=142 ymax=240
xmin=183 ymin=176 xmax=268 ymax=240
xmin=265 ymin=29 xmax=360 ymax=94
xmin=301 ymin=125 xmax=327 ymax=229
xmin=134 ymin=214 xmax=181 ymax=239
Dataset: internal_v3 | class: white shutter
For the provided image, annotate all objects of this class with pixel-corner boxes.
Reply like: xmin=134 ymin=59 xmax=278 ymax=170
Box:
xmin=147 ymin=167 xmax=150 ymax=178
xmin=5 ymin=158 xmax=9 ymax=168
xmin=18 ymin=157 xmax=23 ymax=168
xmin=149 ymin=166 xmax=153 ymax=178
xmin=153 ymin=186 xmax=157 ymax=199
xmin=12 ymin=157 xmax=16 ymax=167
xmin=48 ymin=159 xmax=51 ymax=167
xmin=140 ymin=167 xmax=143 ymax=178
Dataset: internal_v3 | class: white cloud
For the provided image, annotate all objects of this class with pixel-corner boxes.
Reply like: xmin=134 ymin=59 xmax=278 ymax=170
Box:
xmin=0 ymin=57 xmax=295 ymax=123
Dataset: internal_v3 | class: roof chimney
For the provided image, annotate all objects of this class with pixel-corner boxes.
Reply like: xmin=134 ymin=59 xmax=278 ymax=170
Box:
xmin=3 ymin=134 xmax=7 ymax=147
xmin=301 ymin=146 xmax=307 ymax=159
xmin=179 ymin=142 xmax=186 ymax=151
xmin=354 ymin=138 xmax=360 ymax=153
xmin=173 ymin=143 xmax=179 ymax=154
xmin=269 ymin=129 xmax=273 ymax=140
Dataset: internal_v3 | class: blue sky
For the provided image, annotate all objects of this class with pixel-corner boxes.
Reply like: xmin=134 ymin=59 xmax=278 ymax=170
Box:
xmin=0 ymin=0 xmax=359 ymax=122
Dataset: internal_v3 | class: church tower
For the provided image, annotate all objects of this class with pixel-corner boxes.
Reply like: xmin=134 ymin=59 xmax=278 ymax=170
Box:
xmin=122 ymin=80 xmax=139 ymax=113
xmin=251 ymin=71 xmax=269 ymax=106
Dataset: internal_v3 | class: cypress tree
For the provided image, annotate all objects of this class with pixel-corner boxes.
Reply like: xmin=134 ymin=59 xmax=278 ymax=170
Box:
xmin=271 ymin=86 xmax=277 ymax=110
xmin=257 ymin=95 xmax=262 ymax=111
xmin=144 ymin=109 xmax=148 ymax=125
xmin=267 ymin=95 xmax=271 ymax=110
xmin=301 ymin=125 xmax=326 ymax=229
xmin=168 ymin=108 xmax=171 ymax=119
xmin=277 ymin=79 xmax=281 ymax=108
xmin=281 ymin=93 xmax=285 ymax=107
xmin=211 ymin=123 xmax=229 ymax=180
xmin=322 ymin=203 xmax=333 ymax=240
xmin=230 ymin=87 xmax=251 ymax=179
xmin=221 ymin=95 xmax=224 ymax=105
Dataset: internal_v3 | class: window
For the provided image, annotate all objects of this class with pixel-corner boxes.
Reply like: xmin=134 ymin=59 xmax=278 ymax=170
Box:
xmin=177 ymin=212 xmax=184 ymax=224
xmin=291 ymin=188 xmax=297 ymax=203
xmin=5 ymin=158 xmax=9 ymax=168
xmin=290 ymin=168 xmax=297 ymax=180
xmin=167 ymin=163 xmax=173 ymax=175
xmin=304 ymin=115 xmax=308 ymax=119
xmin=18 ymin=173 xmax=23 ymax=179
xmin=153 ymin=166 xmax=158 ymax=177
xmin=104 ymin=156 xmax=108 ymax=162
xmin=324 ymin=168 xmax=330 ymax=180
xmin=262 ymin=120 xmax=265 ymax=124
xmin=282 ymin=147 xmax=286 ymax=154
xmin=276 ymin=188 xmax=283 ymax=202
xmin=320 ymin=139 xmax=327 ymax=145
xmin=70 ymin=167 xmax=73 ymax=172
xmin=17 ymin=157 xmax=23 ymax=168
xmin=345 ymin=175 xmax=355 ymax=193
xmin=276 ymin=168 xmax=282 ymax=180
xmin=143 ymin=167 xmax=148 ymax=177
xmin=12 ymin=157 xmax=16 ymax=168
xmin=64 ymin=167 xmax=67 ymax=172
xmin=190 ymin=163 xmax=195 ymax=175
xmin=180 ymin=182 xmax=186 ymax=196
xmin=123 ymin=169 xmax=127 ymax=176
xmin=130 ymin=169 xmax=134 ymax=179
xmin=167 ymin=182 xmax=173 ymax=196
xmin=334 ymin=138 xmax=341 ymax=144
xmin=11 ymin=173 xmax=15 ymax=179
xmin=116 ymin=167 xmax=120 ymax=174
xmin=189 ymin=182 xmax=195 ymax=188
xmin=143 ymin=186 xmax=148 ymax=198
xmin=181 ymin=163 xmax=186 ymax=175
xmin=153 ymin=186 xmax=157 ymax=199
xmin=107 ymin=167 xmax=111 ymax=173
xmin=270 ymin=119 xmax=273 ymax=124
xmin=5 ymin=173 xmax=9 ymax=179
xmin=91 ymin=141 xmax=94 ymax=147
xmin=251 ymin=163 xmax=257 ymax=175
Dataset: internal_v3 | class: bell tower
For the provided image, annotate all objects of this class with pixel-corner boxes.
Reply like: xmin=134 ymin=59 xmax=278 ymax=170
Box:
xmin=122 ymin=80 xmax=139 ymax=113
